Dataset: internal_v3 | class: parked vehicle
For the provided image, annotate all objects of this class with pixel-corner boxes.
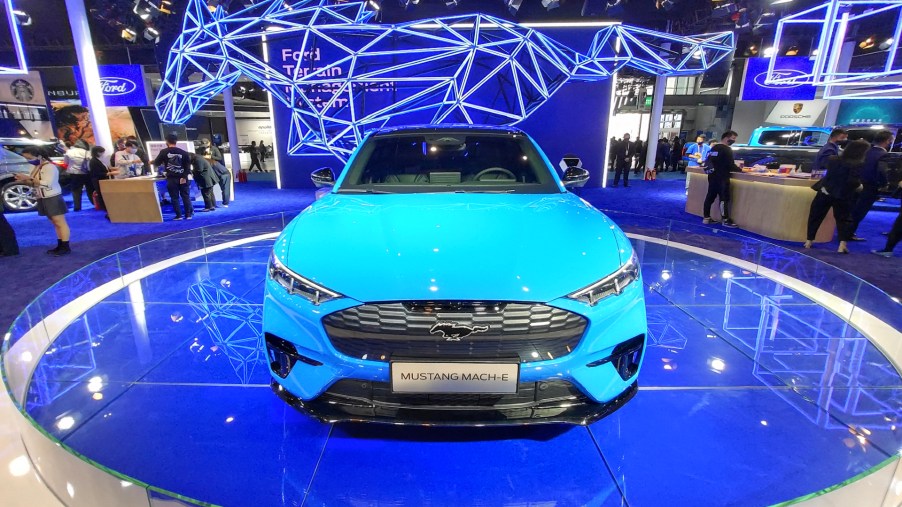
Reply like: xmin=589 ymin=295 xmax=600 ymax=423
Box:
xmin=0 ymin=138 xmax=67 ymax=212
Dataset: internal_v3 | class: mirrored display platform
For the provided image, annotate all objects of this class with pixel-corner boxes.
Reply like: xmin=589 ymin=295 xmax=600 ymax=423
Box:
xmin=4 ymin=212 xmax=901 ymax=507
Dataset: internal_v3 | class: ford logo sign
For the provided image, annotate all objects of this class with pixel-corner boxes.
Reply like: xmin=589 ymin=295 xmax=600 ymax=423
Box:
xmin=99 ymin=77 xmax=137 ymax=96
xmin=754 ymin=70 xmax=807 ymax=89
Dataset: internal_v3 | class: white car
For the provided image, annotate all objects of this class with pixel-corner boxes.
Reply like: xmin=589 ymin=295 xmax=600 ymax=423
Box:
xmin=0 ymin=138 xmax=67 ymax=212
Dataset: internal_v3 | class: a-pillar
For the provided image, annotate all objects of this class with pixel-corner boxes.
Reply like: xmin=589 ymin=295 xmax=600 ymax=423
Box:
xmin=644 ymin=73 xmax=667 ymax=171
xmin=65 ymin=0 xmax=112 ymax=152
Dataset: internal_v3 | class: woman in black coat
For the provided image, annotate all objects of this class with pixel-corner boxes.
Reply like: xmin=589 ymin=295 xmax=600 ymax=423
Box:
xmin=804 ymin=139 xmax=870 ymax=253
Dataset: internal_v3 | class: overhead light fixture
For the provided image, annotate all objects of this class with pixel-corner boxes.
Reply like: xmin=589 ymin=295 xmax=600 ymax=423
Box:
xmin=159 ymin=0 xmax=173 ymax=14
xmin=811 ymin=48 xmax=819 ymax=56
xmin=785 ymin=45 xmax=799 ymax=56
xmin=657 ymin=0 xmax=676 ymax=11
xmin=771 ymin=0 xmax=792 ymax=5
xmin=543 ymin=0 xmax=561 ymax=10
xmin=506 ymin=0 xmax=523 ymax=15
xmin=399 ymin=0 xmax=420 ymax=9
xmin=11 ymin=9 xmax=31 ymax=27
xmin=859 ymin=36 xmax=875 ymax=49
xmin=879 ymin=38 xmax=894 ymax=50
xmin=762 ymin=46 xmax=776 ymax=57
xmin=143 ymin=27 xmax=160 ymax=42
xmin=206 ymin=0 xmax=221 ymax=12
xmin=367 ymin=0 xmax=382 ymax=10
xmin=747 ymin=44 xmax=758 ymax=55
xmin=121 ymin=27 xmax=137 ymax=42
xmin=445 ymin=0 xmax=459 ymax=7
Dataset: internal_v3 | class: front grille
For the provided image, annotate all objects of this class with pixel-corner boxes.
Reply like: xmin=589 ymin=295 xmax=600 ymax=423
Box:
xmin=322 ymin=302 xmax=587 ymax=363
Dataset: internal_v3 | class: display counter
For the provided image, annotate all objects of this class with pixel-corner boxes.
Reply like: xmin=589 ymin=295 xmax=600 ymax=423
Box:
xmin=99 ymin=177 xmax=163 ymax=223
xmin=685 ymin=167 xmax=835 ymax=242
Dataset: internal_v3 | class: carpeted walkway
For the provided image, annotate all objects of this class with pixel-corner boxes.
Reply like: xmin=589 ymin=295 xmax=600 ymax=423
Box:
xmin=1 ymin=173 xmax=899 ymax=333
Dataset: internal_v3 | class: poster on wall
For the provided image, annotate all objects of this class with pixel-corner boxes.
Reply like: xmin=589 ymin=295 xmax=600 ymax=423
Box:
xmin=0 ymin=71 xmax=47 ymax=105
xmin=51 ymin=102 xmax=137 ymax=146
xmin=741 ymin=58 xmax=817 ymax=101
xmin=836 ymin=100 xmax=902 ymax=125
xmin=764 ymin=100 xmax=828 ymax=126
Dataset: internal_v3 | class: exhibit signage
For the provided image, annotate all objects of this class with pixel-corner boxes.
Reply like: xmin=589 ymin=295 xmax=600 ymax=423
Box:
xmin=740 ymin=57 xmax=817 ymax=101
xmin=0 ymin=71 xmax=47 ymax=105
xmin=836 ymin=99 xmax=902 ymax=125
xmin=764 ymin=100 xmax=828 ymax=127
xmin=74 ymin=64 xmax=148 ymax=107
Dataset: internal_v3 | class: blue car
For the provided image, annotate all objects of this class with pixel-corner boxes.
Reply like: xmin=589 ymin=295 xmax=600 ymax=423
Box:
xmin=264 ymin=125 xmax=647 ymax=425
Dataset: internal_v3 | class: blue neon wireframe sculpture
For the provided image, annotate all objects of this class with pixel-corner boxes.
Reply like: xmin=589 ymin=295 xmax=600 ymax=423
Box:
xmin=156 ymin=0 xmax=734 ymax=160
xmin=767 ymin=0 xmax=902 ymax=99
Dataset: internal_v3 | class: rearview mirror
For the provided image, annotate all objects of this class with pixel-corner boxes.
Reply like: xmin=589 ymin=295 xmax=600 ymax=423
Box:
xmin=311 ymin=167 xmax=335 ymax=188
xmin=562 ymin=167 xmax=590 ymax=188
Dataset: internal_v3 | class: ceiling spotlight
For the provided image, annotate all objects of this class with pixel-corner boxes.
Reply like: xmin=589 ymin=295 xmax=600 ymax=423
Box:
xmin=771 ymin=0 xmax=792 ymax=5
xmin=506 ymin=0 xmax=523 ymax=15
xmin=206 ymin=0 xmax=221 ymax=12
xmin=762 ymin=46 xmax=776 ymax=57
xmin=143 ymin=27 xmax=160 ymax=42
xmin=367 ymin=0 xmax=382 ymax=10
xmin=785 ymin=45 xmax=799 ymax=56
xmin=445 ymin=0 xmax=459 ymax=7
xmin=11 ymin=9 xmax=31 ymax=27
xmin=399 ymin=0 xmax=420 ymax=9
xmin=859 ymin=36 xmax=875 ymax=50
xmin=542 ymin=0 xmax=561 ymax=10
xmin=811 ymin=48 xmax=819 ymax=56
xmin=158 ymin=0 xmax=173 ymax=14
xmin=747 ymin=44 xmax=758 ymax=55
xmin=121 ymin=28 xmax=137 ymax=42
xmin=879 ymin=38 xmax=894 ymax=50
xmin=657 ymin=0 xmax=675 ymax=10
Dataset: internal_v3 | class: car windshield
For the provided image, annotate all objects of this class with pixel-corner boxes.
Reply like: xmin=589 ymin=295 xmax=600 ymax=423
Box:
xmin=337 ymin=132 xmax=561 ymax=194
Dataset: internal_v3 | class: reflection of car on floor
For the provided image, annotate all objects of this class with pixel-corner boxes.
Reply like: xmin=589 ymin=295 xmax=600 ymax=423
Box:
xmin=0 ymin=138 xmax=67 ymax=212
xmin=263 ymin=125 xmax=647 ymax=425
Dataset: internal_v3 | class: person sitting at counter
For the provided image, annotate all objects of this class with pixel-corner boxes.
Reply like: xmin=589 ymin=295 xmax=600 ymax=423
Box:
xmin=702 ymin=131 xmax=740 ymax=228
xmin=813 ymin=128 xmax=847 ymax=176
xmin=803 ymin=139 xmax=870 ymax=253
xmin=684 ymin=135 xmax=711 ymax=168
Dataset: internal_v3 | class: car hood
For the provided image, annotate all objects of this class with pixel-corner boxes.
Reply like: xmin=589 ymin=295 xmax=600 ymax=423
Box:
xmin=276 ymin=192 xmax=628 ymax=302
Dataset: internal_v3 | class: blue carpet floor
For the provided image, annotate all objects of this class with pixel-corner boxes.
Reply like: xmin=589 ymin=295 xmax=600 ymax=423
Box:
xmin=1 ymin=173 xmax=899 ymax=333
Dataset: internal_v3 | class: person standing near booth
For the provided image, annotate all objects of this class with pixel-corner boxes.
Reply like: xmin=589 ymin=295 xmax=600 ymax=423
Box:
xmin=248 ymin=141 xmax=263 ymax=172
xmin=684 ymin=135 xmax=711 ymax=168
xmin=64 ymin=139 xmax=93 ymax=212
xmin=701 ymin=130 xmax=740 ymax=228
xmin=611 ymin=133 xmax=635 ymax=187
xmin=206 ymin=139 xmax=231 ymax=207
xmin=88 ymin=146 xmax=112 ymax=214
xmin=191 ymin=153 xmax=219 ymax=212
xmin=15 ymin=146 xmax=71 ymax=255
xmin=153 ymin=134 xmax=194 ymax=220
xmin=848 ymin=130 xmax=892 ymax=240
xmin=0 ymin=207 xmax=18 ymax=256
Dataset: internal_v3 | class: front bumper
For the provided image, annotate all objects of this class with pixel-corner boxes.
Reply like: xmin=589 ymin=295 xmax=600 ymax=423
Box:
xmin=272 ymin=378 xmax=638 ymax=426
xmin=263 ymin=275 xmax=647 ymax=425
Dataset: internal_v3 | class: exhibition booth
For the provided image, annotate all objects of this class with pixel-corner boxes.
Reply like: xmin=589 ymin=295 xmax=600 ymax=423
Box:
xmin=1 ymin=0 xmax=901 ymax=505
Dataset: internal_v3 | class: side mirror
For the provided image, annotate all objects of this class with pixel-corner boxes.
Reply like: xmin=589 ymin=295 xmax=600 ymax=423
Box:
xmin=311 ymin=167 xmax=335 ymax=188
xmin=562 ymin=167 xmax=590 ymax=188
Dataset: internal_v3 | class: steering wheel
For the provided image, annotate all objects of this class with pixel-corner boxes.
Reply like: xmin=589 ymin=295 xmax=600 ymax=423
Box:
xmin=474 ymin=167 xmax=516 ymax=181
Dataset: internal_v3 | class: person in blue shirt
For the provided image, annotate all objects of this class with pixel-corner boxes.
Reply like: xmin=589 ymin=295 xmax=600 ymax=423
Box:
xmin=684 ymin=135 xmax=711 ymax=167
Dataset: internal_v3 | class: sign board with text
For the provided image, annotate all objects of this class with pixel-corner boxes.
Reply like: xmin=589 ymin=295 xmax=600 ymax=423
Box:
xmin=74 ymin=64 xmax=148 ymax=107
xmin=741 ymin=58 xmax=817 ymax=101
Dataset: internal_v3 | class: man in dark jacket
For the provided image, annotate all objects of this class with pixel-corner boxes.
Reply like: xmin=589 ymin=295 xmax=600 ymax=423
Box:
xmin=670 ymin=136 xmax=683 ymax=172
xmin=191 ymin=153 xmax=220 ymax=212
xmin=849 ymin=130 xmax=892 ymax=239
xmin=873 ymin=182 xmax=902 ymax=257
xmin=655 ymin=138 xmax=671 ymax=173
xmin=813 ymin=128 xmax=847 ymax=174
xmin=611 ymin=133 xmax=635 ymax=187
xmin=702 ymin=130 xmax=740 ymax=228
xmin=152 ymin=133 xmax=194 ymax=220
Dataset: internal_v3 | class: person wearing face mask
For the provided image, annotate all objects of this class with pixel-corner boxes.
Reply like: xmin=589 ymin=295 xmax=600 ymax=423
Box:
xmin=109 ymin=138 xmax=127 ymax=168
xmin=701 ymin=130 xmax=740 ymax=228
xmin=611 ymin=133 xmax=635 ymax=187
xmin=684 ymin=135 xmax=711 ymax=168
xmin=13 ymin=146 xmax=71 ymax=255
xmin=113 ymin=141 xmax=144 ymax=179
xmin=125 ymin=136 xmax=150 ymax=175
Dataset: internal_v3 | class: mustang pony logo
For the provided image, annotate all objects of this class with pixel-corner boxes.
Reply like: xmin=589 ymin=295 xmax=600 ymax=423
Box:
xmin=429 ymin=322 xmax=488 ymax=341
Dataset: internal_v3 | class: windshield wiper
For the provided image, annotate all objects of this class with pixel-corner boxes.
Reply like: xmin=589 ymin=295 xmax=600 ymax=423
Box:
xmin=338 ymin=188 xmax=393 ymax=194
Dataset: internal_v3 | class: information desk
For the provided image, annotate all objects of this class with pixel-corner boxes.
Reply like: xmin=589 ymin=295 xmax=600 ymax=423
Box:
xmin=99 ymin=177 xmax=163 ymax=223
xmin=685 ymin=167 xmax=836 ymax=243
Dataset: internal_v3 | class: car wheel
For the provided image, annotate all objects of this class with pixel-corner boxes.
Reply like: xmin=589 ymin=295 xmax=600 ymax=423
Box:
xmin=2 ymin=181 xmax=37 ymax=212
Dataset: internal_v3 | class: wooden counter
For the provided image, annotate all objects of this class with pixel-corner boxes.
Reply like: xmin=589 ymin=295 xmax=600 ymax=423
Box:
xmin=99 ymin=177 xmax=163 ymax=223
xmin=685 ymin=167 xmax=835 ymax=243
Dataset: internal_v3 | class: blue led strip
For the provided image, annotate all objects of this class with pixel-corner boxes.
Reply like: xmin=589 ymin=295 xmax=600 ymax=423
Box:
xmin=156 ymin=0 xmax=734 ymax=161
xmin=0 ymin=0 xmax=29 ymax=74
xmin=767 ymin=0 xmax=902 ymax=99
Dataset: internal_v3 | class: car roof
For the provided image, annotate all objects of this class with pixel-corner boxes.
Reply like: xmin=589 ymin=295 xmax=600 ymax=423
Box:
xmin=370 ymin=124 xmax=524 ymax=137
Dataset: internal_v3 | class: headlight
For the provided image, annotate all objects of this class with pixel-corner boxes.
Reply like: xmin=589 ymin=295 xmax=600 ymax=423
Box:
xmin=568 ymin=250 xmax=640 ymax=305
xmin=268 ymin=252 xmax=342 ymax=305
